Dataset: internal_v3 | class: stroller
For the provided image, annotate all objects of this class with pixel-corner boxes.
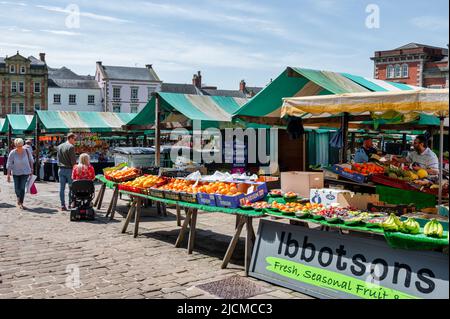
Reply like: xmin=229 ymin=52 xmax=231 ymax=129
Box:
xmin=70 ymin=180 xmax=96 ymax=221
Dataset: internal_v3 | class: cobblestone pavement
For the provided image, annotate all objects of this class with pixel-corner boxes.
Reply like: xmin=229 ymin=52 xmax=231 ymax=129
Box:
xmin=0 ymin=175 xmax=312 ymax=299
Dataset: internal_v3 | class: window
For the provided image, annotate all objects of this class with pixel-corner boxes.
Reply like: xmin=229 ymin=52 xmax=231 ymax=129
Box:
xmin=130 ymin=105 xmax=138 ymax=113
xmin=148 ymin=87 xmax=153 ymax=101
xmin=113 ymin=87 xmax=121 ymax=99
xmin=34 ymin=82 xmax=41 ymax=93
xmin=53 ymin=94 xmax=61 ymax=104
xmin=401 ymin=64 xmax=409 ymax=78
xmin=88 ymin=95 xmax=95 ymax=105
xmin=112 ymin=104 xmax=121 ymax=113
xmin=11 ymin=81 xmax=17 ymax=93
xmin=9 ymin=65 xmax=15 ymax=74
xmin=69 ymin=94 xmax=76 ymax=105
xmin=394 ymin=64 xmax=401 ymax=78
xmin=20 ymin=66 xmax=26 ymax=74
xmin=19 ymin=103 xmax=24 ymax=114
xmin=131 ymin=87 xmax=139 ymax=100
xmin=387 ymin=65 xmax=394 ymax=79
xmin=34 ymin=103 xmax=41 ymax=110
xmin=19 ymin=82 xmax=24 ymax=93
xmin=11 ymin=103 xmax=17 ymax=114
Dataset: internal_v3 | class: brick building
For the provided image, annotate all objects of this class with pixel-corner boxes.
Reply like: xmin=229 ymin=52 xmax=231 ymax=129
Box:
xmin=371 ymin=43 xmax=448 ymax=88
xmin=0 ymin=52 xmax=48 ymax=116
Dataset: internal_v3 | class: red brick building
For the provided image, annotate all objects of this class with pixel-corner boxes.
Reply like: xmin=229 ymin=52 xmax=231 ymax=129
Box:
xmin=371 ymin=43 xmax=448 ymax=88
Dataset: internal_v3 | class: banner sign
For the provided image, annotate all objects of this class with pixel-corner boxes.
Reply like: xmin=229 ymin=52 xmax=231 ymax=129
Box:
xmin=249 ymin=220 xmax=449 ymax=299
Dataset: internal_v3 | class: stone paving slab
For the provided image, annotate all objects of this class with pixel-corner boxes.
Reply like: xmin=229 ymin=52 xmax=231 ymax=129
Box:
xmin=0 ymin=175 xmax=311 ymax=299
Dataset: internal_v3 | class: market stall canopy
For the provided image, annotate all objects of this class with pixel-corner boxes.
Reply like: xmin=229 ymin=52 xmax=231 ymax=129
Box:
xmin=126 ymin=92 xmax=248 ymax=128
xmin=234 ymin=67 xmax=419 ymax=120
xmin=0 ymin=118 xmax=4 ymax=133
xmin=36 ymin=111 xmax=137 ymax=133
xmin=1 ymin=114 xmax=35 ymax=134
xmin=281 ymin=89 xmax=449 ymax=119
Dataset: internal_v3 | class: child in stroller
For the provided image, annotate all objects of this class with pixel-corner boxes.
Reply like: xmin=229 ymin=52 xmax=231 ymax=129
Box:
xmin=70 ymin=180 xmax=95 ymax=221
xmin=70 ymin=153 xmax=96 ymax=221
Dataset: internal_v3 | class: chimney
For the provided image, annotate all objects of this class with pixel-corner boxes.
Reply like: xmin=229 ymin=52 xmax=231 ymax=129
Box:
xmin=192 ymin=71 xmax=202 ymax=89
xmin=39 ymin=52 xmax=46 ymax=63
xmin=239 ymin=79 xmax=246 ymax=92
xmin=96 ymin=61 xmax=102 ymax=66
xmin=145 ymin=64 xmax=153 ymax=69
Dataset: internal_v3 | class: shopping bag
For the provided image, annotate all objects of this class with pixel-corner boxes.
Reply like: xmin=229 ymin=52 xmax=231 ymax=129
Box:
xmin=30 ymin=183 xmax=38 ymax=195
xmin=26 ymin=174 xmax=37 ymax=194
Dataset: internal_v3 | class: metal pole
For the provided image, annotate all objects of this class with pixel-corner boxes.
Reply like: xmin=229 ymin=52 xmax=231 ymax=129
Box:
xmin=341 ymin=112 xmax=349 ymax=163
xmin=35 ymin=113 xmax=40 ymax=180
xmin=155 ymin=94 xmax=161 ymax=167
xmin=438 ymin=116 xmax=444 ymax=205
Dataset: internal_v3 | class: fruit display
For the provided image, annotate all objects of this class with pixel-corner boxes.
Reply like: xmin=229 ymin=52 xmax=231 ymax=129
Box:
xmin=424 ymin=219 xmax=444 ymax=238
xmin=196 ymin=181 xmax=242 ymax=196
xmin=381 ymin=214 xmax=404 ymax=232
xmin=251 ymin=201 xmax=271 ymax=211
xmin=121 ymin=175 xmax=166 ymax=189
xmin=105 ymin=167 xmax=140 ymax=182
xmin=283 ymin=192 xmax=298 ymax=199
xmin=384 ymin=166 xmax=420 ymax=182
xmin=402 ymin=217 xmax=421 ymax=234
xmin=351 ymin=163 xmax=385 ymax=175
xmin=269 ymin=190 xmax=282 ymax=197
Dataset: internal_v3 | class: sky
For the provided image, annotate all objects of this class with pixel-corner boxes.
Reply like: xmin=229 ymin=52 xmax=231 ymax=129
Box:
xmin=0 ymin=0 xmax=448 ymax=89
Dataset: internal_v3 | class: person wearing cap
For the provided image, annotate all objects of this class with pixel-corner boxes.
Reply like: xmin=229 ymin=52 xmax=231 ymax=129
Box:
xmin=354 ymin=137 xmax=378 ymax=163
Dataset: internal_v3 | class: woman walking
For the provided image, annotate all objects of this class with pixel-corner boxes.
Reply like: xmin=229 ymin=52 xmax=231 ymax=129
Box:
xmin=6 ymin=138 xmax=34 ymax=210
xmin=72 ymin=153 xmax=95 ymax=181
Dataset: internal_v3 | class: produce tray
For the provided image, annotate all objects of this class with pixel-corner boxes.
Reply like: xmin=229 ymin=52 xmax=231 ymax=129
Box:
xmin=331 ymin=165 xmax=368 ymax=184
xmin=371 ymin=174 xmax=416 ymax=191
xmin=179 ymin=192 xmax=198 ymax=204
xmin=105 ymin=174 xmax=140 ymax=183
xmin=118 ymin=184 xmax=145 ymax=194
xmin=164 ymin=190 xmax=181 ymax=201
xmin=148 ymin=188 xmax=165 ymax=198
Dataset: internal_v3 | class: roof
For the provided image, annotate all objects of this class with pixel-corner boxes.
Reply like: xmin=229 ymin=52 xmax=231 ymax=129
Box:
xmin=0 ymin=54 xmax=46 ymax=67
xmin=234 ymin=67 xmax=421 ymax=118
xmin=395 ymin=43 xmax=447 ymax=51
xmin=36 ymin=111 xmax=136 ymax=133
xmin=101 ymin=65 xmax=160 ymax=82
xmin=201 ymin=89 xmax=246 ymax=98
xmin=48 ymin=66 xmax=100 ymax=89
xmin=161 ymin=83 xmax=202 ymax=95
xmin=127 ymin=92 xmax=248 ymax=127
xmin=245 ymin=86 xmax=263 ymax=95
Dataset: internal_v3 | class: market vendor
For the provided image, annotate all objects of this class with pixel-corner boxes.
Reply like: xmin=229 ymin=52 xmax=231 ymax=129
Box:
xmin=354 ymin=137 xmax=378 ymax=163
xmin=392 ymin=135 xmax=439 ymax=175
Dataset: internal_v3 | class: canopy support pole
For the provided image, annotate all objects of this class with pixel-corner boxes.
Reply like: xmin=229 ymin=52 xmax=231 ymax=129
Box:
xmin=35 ymin=115 xmax=40 ymax=181
xmin=341 ymin=113 xmax=349 ymax=163
xmin=155 ymin=95 xmax=161 ymax=167
xmin=7 ymin=123 xmax=12 ymax=152
xmin=402 ymin=133 xmax=407 ymax=152
xmin=438 ymin=116 xmax=444 ymax=205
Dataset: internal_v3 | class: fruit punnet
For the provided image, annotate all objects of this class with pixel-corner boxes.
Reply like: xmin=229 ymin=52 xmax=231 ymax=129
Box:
xmin=424 ymin=219 xmax=444 ymax=238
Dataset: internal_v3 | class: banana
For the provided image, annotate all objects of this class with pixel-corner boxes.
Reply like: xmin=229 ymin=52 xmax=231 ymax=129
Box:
xmin=403 ymin=217 xmax=420 ymax=234
xmin=381 ymin=214 xmax=400 ymax=232
xmin=424 ymin=219 xmax=444 ymax=238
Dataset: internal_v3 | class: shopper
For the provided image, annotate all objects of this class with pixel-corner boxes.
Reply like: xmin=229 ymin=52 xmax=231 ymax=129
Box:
xmin=57 ymin=133 xmax=77 ymax=211
xmin=6 ymin=138 xmax=34 ymax=210
xmin=72 ymin=153 xmax=95 ymax=181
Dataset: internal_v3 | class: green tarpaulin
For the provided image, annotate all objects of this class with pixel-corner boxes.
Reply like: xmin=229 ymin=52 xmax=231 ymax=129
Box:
xmin=0 ymin=114 xmax=35 ymax=134
xmin=127 ymin=92 xmax=248 ymax=129
xmin=36 ymin=111 xmax=136 ymax=133
xmin=234 ymin=67 xmax=420 ymax=118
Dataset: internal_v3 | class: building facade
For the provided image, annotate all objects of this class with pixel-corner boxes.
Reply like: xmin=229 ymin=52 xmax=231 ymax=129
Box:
xmin=48 ymin=67 xmax=102 ymax=112
xmin=95 ymin=62 xmax=162 ymax=113
xmin=371 ymin=43 xmax=449 ymax=88
xmin=0 ymin=52 xmax=48 ymax=116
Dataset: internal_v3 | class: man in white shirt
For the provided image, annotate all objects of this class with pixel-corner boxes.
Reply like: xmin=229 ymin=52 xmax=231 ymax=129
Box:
xmin=393 ymin=135 xmax=439 ymax=175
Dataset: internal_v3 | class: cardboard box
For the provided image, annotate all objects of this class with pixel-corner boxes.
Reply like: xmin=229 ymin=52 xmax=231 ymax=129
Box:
xmin=310 ymin=189 xmax=380 ymax=210
xmin=197 ymin=193 xmax=217 ymax=206
xmin=215 ymin=182 xmax=268 ymax=208
xmin=310 ymin=188 xmax=353 ymax=207
xmin=281 ymin=172 xmax=324 ymax=198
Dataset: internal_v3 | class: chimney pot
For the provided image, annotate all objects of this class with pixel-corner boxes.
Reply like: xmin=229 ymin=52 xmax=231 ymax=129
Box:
xmin=193 ymin=71 xmax=202 ymax=89
xmin=146 ymin=64 xmax=153 ymax=69
xmin=239 ymin=79 xmax=246 ymax=92
xmin=96 ymin=61 xmax=102 ymax=65
xmin=39 ymin=52 xmax=46 ymax=62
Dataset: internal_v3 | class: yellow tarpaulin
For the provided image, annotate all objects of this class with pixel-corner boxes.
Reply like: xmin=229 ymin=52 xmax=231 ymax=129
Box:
xmin=281 ymin=89 xmax=449 ymax=118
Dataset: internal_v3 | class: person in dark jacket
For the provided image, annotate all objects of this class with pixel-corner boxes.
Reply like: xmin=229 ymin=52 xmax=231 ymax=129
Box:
xmin=57 ymin=133 xmax=77 ymax=211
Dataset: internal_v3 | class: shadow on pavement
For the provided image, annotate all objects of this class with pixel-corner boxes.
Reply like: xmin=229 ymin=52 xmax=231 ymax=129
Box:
xmin=139 ymin=228 xmax=245 ymax=267
xmin=0 ymin=203 xmax=15 ymax=209
xmin=26 ymin=207 xmax=59 ymax=214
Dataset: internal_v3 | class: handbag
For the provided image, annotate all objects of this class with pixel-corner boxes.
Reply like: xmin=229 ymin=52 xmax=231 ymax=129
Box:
xmin=25 ymin=149 xmax=37 ymax=195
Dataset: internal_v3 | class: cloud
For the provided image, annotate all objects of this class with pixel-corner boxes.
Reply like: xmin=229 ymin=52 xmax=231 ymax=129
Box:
xmin=411 ymin=16 xmax=449 ymax=31
xmin=0 ymin=42 xmax=40 ymax=50
xmin=0 ymin=1 xmax=27 ymax=6
xmin=41 ymin=30 xmax=82 ymax=36
xmin=36 ymin=5 xmax=131 ymax=23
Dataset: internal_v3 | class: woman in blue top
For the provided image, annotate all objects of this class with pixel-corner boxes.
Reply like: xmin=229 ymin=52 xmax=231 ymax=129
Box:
xmin=7 ymin=138 xmax=34 ymax=210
